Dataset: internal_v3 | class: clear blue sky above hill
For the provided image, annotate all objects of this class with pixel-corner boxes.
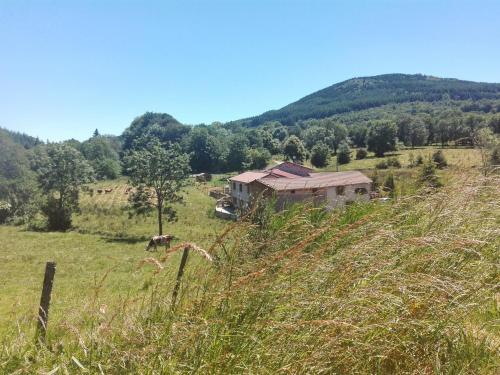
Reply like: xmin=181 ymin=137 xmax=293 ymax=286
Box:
xmin=1 ymin=0 xmax=500 ymax=141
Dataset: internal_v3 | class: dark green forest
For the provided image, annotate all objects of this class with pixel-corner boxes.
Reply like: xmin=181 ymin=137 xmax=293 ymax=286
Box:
xmin=238 ymin=73 xmax=500 ymax=126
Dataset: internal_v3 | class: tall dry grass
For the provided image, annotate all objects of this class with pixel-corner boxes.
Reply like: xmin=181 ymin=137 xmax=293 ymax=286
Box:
xmin=1 ymin=168 xmax=499 ymax=374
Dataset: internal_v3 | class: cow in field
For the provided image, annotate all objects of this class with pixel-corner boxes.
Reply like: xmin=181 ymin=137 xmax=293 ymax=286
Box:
xmin=146 ymin=234 xmax=175 ymax=251
xmin=104 ymin=188 xmax=113 ymax=193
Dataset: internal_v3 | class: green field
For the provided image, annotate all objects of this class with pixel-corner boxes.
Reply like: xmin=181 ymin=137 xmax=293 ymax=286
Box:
xmin=1 ymin=147 xmax=498 ymax=374
xmin=316 ymin=146 xmax=483 ymax=171
xmin=0 ymin=180 xmax=227 ymax=335
xmin=0 ymin=148 xmax=482 ymax=335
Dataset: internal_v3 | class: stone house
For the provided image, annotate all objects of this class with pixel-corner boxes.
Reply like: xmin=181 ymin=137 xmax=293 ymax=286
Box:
xmin=228 ymin=162 xmax=372 ymax=211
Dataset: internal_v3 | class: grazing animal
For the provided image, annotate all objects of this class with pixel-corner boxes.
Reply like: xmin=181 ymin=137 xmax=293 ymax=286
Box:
xmin=97 ymin=189 xmax=103 ymax=194
xmin=146 ymin=235 xmax=174 ymax=251
xmin=104 ymin=188 xmax=113 ymax=193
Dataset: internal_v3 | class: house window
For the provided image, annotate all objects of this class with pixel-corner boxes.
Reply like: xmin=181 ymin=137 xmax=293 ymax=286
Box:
xmin=291 ymin=190 xmax=295 ymax=194
xmin=336 ymin=186 xmax=345 ymax=196
xmin=355 ymin=187 xmax=367 ymax=195
xmin=239 ymin=184 xmax=242 ymax=192
xmin=247 ymin=185 xmax=250 ymax=194
xmin=232 ymin=182 xmax=236 ymax=190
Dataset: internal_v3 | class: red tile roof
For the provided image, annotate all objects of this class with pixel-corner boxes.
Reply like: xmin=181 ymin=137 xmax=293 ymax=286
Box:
xmin=265 ymin=169 xmax=300 ymax=178
xmin=229 ymin=171 xmax=270 ymax=183
xmin=256 ymin=171 xmax=372 ymax=191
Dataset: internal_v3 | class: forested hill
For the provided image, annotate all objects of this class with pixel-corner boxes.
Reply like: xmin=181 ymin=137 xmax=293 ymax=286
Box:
xmin=0 ymin=127 xmax=42 ymax=149
xmin=240 ymin=74 xmax=500 ymax=126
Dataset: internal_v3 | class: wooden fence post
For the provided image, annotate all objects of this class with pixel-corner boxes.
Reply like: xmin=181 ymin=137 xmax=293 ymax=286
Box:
xmin=171 ymin=247 xmax=190 ymax=308
xmin=36 ymin=261 xmax=56 ymax=343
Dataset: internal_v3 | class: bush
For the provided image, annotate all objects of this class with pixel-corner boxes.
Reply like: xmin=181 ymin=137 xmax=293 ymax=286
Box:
xmin=432 ymin=150 xmax=448 ymax=169
xmin=490 ymin=146 xmax=500 ymax=165
xmin=337 ymin=141 xmax=351 ymax=165
xmin=355 ymin=148 xmax=368 ymax=160
xmin=310 ymin=142 xmax=330 ymax=168
xmin=375 ymin=160 xmax=388 ymax=169
xmin=41 ymin=196 xmax=73 ymax=231
xmin=386 ymin=157 xmax=401 ymax=168
xmin=0 ymin=201 xmax=11 ymax=224
xmin=383 ymin=173 xmax=395 ymax=196
xmin=416 ymin=154 xmax=424 ymax=165
xmin=419 ymin=161 xmax=442 ymax=188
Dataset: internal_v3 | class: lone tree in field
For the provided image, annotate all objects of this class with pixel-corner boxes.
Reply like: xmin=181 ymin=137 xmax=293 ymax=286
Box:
xmin=125 ymin=140 xmax=190 ymax=235
xmin=336 ymin=141 xmax=351 ymax=165
xmin=38 ymin=144 xmax=94 ymax=230
xmin=367 ymin=121 xmax=397 ymax=157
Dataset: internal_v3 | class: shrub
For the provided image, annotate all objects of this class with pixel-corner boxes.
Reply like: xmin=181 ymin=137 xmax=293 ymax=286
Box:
xmin=337 ymin=141 xmax=351 ymax=165
xmin=0 ymin=201 xmax=11 ymax=224
xmin=41 ymin=196 xmax=74 ymax=231
xmin=310 ymin=142 xmax=330 ymax=168
xmin=355 ymin=148 xmax=368 ymax=160
xmin=490 ymin=145 xmax=500 ymax=165
xmin=386 ymin=157 xmax=401 ymax=168
xmin=419 ymin=160 xmax=442 ymax=188
xmin=383 ymin=173 xmax=395 ymax=196
xmin=375 ymin=160 xmax=388 ymax=169
xmin=432 ymin=150 xmax=448 ymax=169
xmin=415 ymin=154 xmax=424 ymax=165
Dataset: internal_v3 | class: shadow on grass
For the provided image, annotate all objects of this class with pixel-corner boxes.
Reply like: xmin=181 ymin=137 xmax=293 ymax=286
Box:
xmin=101 ymin=235 xmax=148 ymax=244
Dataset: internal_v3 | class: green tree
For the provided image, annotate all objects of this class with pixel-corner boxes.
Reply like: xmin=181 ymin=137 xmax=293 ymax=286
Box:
xmin=122 ymin=112 xmax=190 ymax=152
xmin=226 ymin=134 xmax=249 ymax=172
xmin=80 ymin=136 xmax=121 ymax=179
xmin=405 ymin=118 xmax=428 ymax=148
xmin=349 ymin=124 xmax=368 ymax=148
xmin=337 ymin=141 xmax=351 ymax=164
xmin=302 ymin=126 xmax=329 ymax=150
xmin=0 ymin=130 xmax=39 ymax=222
xmin=186 ymin=126 xmax=226 ymax=173
xmin=367 ymin=121 xmax=397 ymax=157
xmin=330 ymin=122 xmax=348 ymax=154
xmin=38 ymin=144 xmax=94 ymax=230
xmin=245 ymin=148 xmax=271 ymax=170
xmin=272 ymin=126 xmax=288 ymax=142
xmin=282 ymin=136 xmax=307 ymax=164
xmin=125 ymin=141 xmax=190 ymax=235
xmin=310 ymin=142 xmax=330 ymax=168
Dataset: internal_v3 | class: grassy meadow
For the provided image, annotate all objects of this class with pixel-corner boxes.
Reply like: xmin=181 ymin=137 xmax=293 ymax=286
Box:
xmin=316 ymin=146 xmax=483 ymax=171
xmin=0 ymin=178 xmax=227 ymax=335
xmin=1 ymin=147 xmax=499 ymax=374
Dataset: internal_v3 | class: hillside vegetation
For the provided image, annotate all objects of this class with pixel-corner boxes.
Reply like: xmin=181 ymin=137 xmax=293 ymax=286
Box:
xmin=241 ymin=74 xmax=500 ymax=126
xmin=2 ymin=162 xmax=499 ymax=373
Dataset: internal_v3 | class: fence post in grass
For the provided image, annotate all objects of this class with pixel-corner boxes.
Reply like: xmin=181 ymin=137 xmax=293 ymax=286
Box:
xmin=36 ymin=261 xmax=56 ymax=343
xmin=171 ymin=246 xmax=190 ymax=308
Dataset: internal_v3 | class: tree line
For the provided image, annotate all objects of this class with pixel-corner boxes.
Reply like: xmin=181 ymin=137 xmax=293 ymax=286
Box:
xmin=1 ymin=98 xmax=500 ymax=231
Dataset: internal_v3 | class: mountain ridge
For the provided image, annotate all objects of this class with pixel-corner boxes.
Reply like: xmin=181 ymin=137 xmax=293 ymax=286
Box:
xmin=236 ymin=73 xmax=500 ymax=127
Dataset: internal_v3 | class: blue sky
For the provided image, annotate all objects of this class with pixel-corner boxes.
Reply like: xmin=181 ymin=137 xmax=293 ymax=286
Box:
xmin=1 ymin=0 xmax=500 ymax=141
